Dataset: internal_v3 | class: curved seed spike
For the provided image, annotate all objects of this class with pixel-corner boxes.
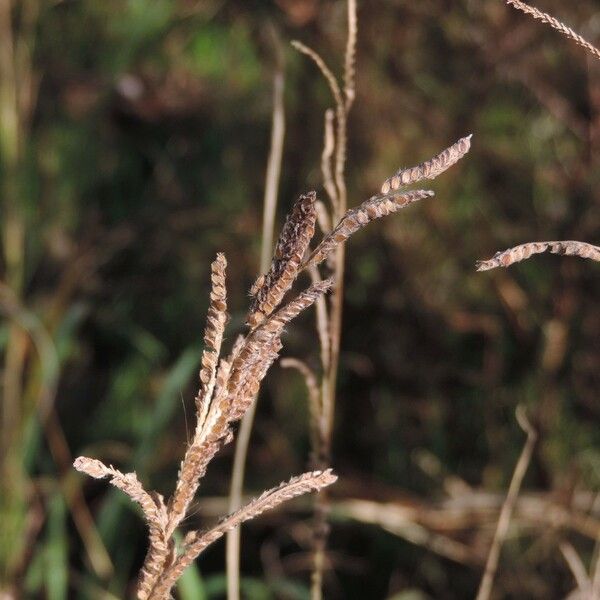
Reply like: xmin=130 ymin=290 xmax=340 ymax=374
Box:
xmin=73 ymin=457 xmax=172 ymax=600
xmin=505 ymin=0 xmax=600 ymax=62
xmin=381 ymin=135 xmax=472 ymax=194
xmin=146 ymin=470 xmax=337 ymax=600
xmin=261 ymin=278 xmax=334 ymax=335
xmin=476 ymin=241 xmax=600 ymax=271
xmin=227 ymin=279 xmax=332 ymax=421
xmin=248 ymin=192 xmax=317 ymax=328
xmin=197 ymin=253 xmax=228 ymax=417
xmin=169 ymin=276 xmax=333 ymax=524
xmin=304 ymin=190 xmax=434 ymax=268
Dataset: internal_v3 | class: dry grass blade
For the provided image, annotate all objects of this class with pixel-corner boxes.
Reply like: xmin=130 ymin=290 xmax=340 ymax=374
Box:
xmin=505 ymin=0 xmax=600 ymax=62
xmin=475 ymin=407 xmax=537 ymax=600
xmin=291 ymin=39 xmax=347 ymax=213
xmin=259 ymin=50 xmax=286 ymax=273
xmin=248 ymin=192 xmax=317 ymax=328
xmin=307 ymin=5 xmax=357 ymax=594
xmin=147 ymin=470 xmax=337 ymax=600
xmin=380 ymin=135 xmax=472 ymax=194
xmin=227 ymin=46 xmax=286 ymax=598
xmin=560 ymin=542 xmax=592 ymax=597
xmin=304 ymin=190 xmax=435 ymax=268
xmin=344 ymin=0 xmax=357 ymax=110
xmin=291 ymin=41 xmax=344 ymax=117
xmin=476 ymin=241 xmax=600 ymax=271
xmin=321 ymin=109 xmax=338 ymax=211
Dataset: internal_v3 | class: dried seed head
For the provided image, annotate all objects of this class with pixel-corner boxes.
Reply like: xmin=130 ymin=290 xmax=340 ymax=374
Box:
xmin=248 ymin=192 xmax=317 ymax=328
xmin=262 ymin=278 xmax=334 ymax=335
xmin=476 ymin=240 xmax=600 ymax=271
xmin=305 ymin=190 xmax=434 ymax=268
xmin=506 ymin=0 xmax=600 ymax=62
xmin=197 ymin=254 xmax=228 ymax=414
xmin=75 ymin=459 xmax=173 ymax=600
xmin=147 ymin=469 xmax=337 ymax=600
xmin=74 ymin=456 xmax=111 ymax=479
xmin=381 ymin=135 xmax=472 ymax=194
xmin=168 ymin=275 xmax=331 ymax=524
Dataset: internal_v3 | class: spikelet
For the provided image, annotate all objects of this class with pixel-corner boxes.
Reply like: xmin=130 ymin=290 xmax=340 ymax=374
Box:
xmin=305 ymin=190 xmax=434 ymax=268
xmin=73 ymin=457 xmax=167 ymax=528
xmin=380 ymin=135 xmax=472 ymax=194
xmin=226 ymin=334 xmax=282 ymax=421
xmin=73 ymin=457 xmax=172 ymax=600
xmin=226 ymin=280 xmax=332 ymax=421
xmin=262 ymin=279 xmax=334 ymax=335
xmin=168 ymin=437 xmax=226 ymax=533
xmin=168 ymin=371 xmax=234 ymax=535
xmin=505 ymin=0 xmax=600 ymax=62
xmin=196 ymin=253 xmax=227 ymax=423
xmin=248 ymin=192 xmax=317 ymax=328
xmin=147 ymin=470 xmax=337 ymax=600
xmin=166 ymin=256 xmax=228 ymax=534
xmin=476 ymin=240 xmax=600 ymax=271
xmin=168 ymin=279 xmax=331 ymax=528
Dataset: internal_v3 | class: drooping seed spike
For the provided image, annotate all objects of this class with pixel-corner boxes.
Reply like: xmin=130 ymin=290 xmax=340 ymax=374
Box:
xmin=304 ymin=190 xmax=435 ymax=268
xmin=380 ymin=135 xmax=472 ymax=193
xmin=476 ymin=240 xmax=600 ymax=271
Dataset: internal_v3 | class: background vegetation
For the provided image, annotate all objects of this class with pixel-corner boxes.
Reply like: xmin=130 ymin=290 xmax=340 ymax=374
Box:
xmin=1 ymin=0 xmax=599 ymax=598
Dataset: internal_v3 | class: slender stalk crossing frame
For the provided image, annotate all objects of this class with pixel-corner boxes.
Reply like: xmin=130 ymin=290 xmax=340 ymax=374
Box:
xmin=475 ymin=408 xmax=537 ymax=600
xmin=226 ymin=33 xmax=286 ymax=600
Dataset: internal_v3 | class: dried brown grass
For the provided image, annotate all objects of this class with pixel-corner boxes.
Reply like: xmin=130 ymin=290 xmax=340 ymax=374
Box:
xmin=505 ymin=0 xmax=600 ymax=62
xmin=477 ymin=5 xmax=600 ymax=274
xmin=73 ymin=128 xmax=470 ymax=594
xmin=473 ymin=5 xmax=600 ymax=599
xmin=476 ymin=241 xmax=600 ymax=271
xmin=289 ymin=4 xmax=472 ymax=597
xmin=74 ymin=246 xmax=340 ymax=599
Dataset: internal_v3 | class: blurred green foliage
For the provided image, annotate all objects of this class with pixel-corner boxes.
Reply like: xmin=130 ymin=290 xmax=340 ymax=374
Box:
xmin=1 ymin=0 xmax=599 ymax=598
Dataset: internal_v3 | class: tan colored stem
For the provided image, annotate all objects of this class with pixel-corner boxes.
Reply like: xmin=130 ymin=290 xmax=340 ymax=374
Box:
xmin=309 ymin=2 xmax=357 ymax=597
xmin=226 ymin=44 xmax=286 ymax=600
xmin=559 ymin=542 xmax=592 ymax=596
xmin=475 ymin=407 xmax=537 ymax=600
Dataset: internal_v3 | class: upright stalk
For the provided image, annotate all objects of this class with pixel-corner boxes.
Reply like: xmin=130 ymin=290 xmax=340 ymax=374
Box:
xmin=311 ymin=3 xmax=356 ymax=597
xmin=226 ymin=40 xmax=285 ymax=600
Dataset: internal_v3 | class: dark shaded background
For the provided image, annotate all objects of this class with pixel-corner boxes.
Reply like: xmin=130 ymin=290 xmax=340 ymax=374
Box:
xmin=1 ymin=0 xmax=599 ymax=598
